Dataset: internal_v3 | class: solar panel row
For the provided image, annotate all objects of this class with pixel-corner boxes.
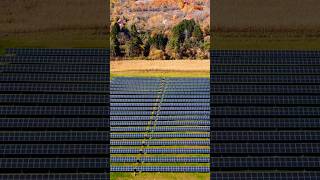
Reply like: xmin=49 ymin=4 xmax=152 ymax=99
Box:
xmin=111 ymin=126 xmax=209 ymax=132
xmin=213 ymin=118 xmax=320 ymax=129
xmin=0 ymin=83 xmax=108 ymax=93
xmin=211 ymin=50 xmax=320 ymax=57
xmin=213 ymin=65 xmax=320 ymax=74
xmin=0 ymin=132 xmax=108 ymax=142
xmin=0 ymin=94 xmax=108 ymax=104
xmin=0 ymin=144 xmax=107 ymax=154
xmin=0 ymin=174 xmax=109 ymax=180
xmin=6 ymin=48 xmax=109 ymax=56
xmin=110 ymin=77 xmax=210 ymax=172
xmin=211 ymin=131 xmax=320 ymax=142
xmin=0 ymin=158 xmax=108 ymax=168
xmin=211 ymin=50 xmax=320 ymax=178
xmin=212 ymin=56 xmax=320 ymax=65
xmin=111 ymin=157 xmax=209 ymax=163
xmin=111 ymin=106 xmax=209 ymax=111
xmin=1 ymin=56 xmax=108 ymax=64
xmin=111 ymin=110 xmax=209 ymax=116
xmin=111 ymin=120 xmax=210 ymax=126
xmin=212 ymin=95 xmax=320 ymax=105
xmin=0 ymin=74 xmax=109 ymax=83
xmin=111 ymin=166 xmax=210 ymax=172
xmin=111 ymin=140 xmax=209 ymax=146
xmin=111 ymin=133 xmax=209 ymax=139
xmin=1 ymin=49 xmax=109 ymax=177
xmin=111 ymin=91 xmax=209 ymax=95
xmin=211 ymin=172 xmax=320 ymax=179
xmin=111 ymin=102 xmax=209 ymax=107
xmin=212 ymin=143 xmax=320 ymax=154
xmin=0 ymin=64 xmax=109 ymax=73
xmin=111 ymin=148 xmax=209 ymax=154
xmin=212 ymin=84 xmax=320 ymax=94
xmin=111 ymin=98 xmax=210 ymax=103
xmin=111 ymin=116 xmax=209 ymax=121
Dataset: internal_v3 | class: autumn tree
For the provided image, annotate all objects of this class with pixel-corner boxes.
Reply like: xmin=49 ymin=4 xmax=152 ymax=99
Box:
xmin=110 ymin=22 xmax=121 ymax=56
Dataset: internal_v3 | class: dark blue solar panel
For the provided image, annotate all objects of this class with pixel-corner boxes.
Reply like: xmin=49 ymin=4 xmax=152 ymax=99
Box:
xmin=0 ymin=74 xmax=108 ymax=83
xmin=0 ymin=131 xmax=108 ymax=142
xmin=211 ymin=131 xmax=320 ymax=142
xmin=110 ymin=116 xmax=209 ymax=121
xmin=0 ymin=118 xmax=107 ymax=128
xmin=1 ymin=48 xmax=109 ymax=177
xmin=0 ymin=64 xmax=109 ymax=73
xmin=213 ymin=143 xmax=320 ymax=154
xmin=212 ymin=56 xmax=320 ymax=65
xmin=0 ymin=144 xmax=107 ymax=154
xmin=213 ymin=118 xmax=320 ymax=129
xmin=211 ymin=50 xmax=320 ymax=175
xmin=211 ymin=172 xmax=320 ymax=180
xmin=0 ymin=158 xmax=108 ymax=169
xmin=212 ymin=75 xmax=320 ymax=84
xmin=211 ymin=50 xmax=320 ymax=58
xmin=211 ymin=157 xmax=320 ymax=168
xmin=111 ymin=106 xmax=209 ymax=111
xmin=111 ymin=110 xmax=209 ymax=116
xmin=111 ymin=95 xmax=209 ymax=99
xmin=6 ymin=48 xmax=109 ymax=56
xmin=111 ymin=98 xmax=210 ymax=103
xmin=0 ymin=94 xmax=108 ymax=104
xmin=212 ymin=84 xmax=320 ymax=94
xmin=212 ymin=95 xmax=320 ymax=105
xmin=111 ymin=140 xmax=209 ymax=146
xmin=111 ymin=148 xmax=209 ymax=154
xmin=213 ymin=107 xmax=320 ymax=117
xmin=0 ymin=56 xmax=108 ymax=64
xmin=213 ymin=65 xmax=320 ymax=74
xmin=111 ymin=133 xmax=209 ymax=139
xmin=0 ymin=174 xmax=109 ymax=180
xmin=0 ymin=106 xmax=108 ymax=115
xmin=0 ymin=83 xmax=108 ymax=93
xmin=111 ymin=157 xmax=209 ymax=163
xmin=111 ymin=127 xmax=209 ymax=132
xmin=111 ymin=120 xmax=210 ymax=126
xmin=111 ymin=102 xmax=209 ymax=107
xmin=111 ymin=166 xmax=209 ymax=172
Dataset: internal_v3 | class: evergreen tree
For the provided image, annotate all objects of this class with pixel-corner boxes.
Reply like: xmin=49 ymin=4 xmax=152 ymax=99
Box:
xmin=125 ymin=36 xmax=143 ymax=57
xmin=193 ymin=24 xmax=204 ymax=42
xmin=111 ymin=23 xmax=120 ymax=39
xmin=110 ymin=37 xmax=121 ymax=57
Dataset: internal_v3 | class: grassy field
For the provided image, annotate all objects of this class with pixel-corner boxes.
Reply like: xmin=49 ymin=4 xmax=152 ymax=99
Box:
xmin=111 ymin=172 xmax=209 ymax=180
xmin=212 ymin=31 xmax=320 ymax=50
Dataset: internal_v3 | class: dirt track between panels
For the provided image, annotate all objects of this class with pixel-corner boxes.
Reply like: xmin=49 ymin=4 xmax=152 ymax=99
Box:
xmin=111 ymin=60 xmax=210 ymax=72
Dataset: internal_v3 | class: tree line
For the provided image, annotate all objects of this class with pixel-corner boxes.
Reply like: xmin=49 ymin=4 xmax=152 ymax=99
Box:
xmin=111 ymin=17 xmax=210 ymax=60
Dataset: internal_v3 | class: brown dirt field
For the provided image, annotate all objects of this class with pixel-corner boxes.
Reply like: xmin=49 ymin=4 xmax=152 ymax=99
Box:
xmin=111 ymin=60 xmax=210 ymax=72
xmin=0 ymin=0 xmax=107 ymax=35
xmin=212 ymin=0 xmax=320 ymax=31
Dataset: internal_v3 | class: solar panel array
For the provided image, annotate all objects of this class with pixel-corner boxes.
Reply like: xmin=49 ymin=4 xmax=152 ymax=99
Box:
xmin=211 ymin=50 xmax=320 ymax=179
xmin=1 ymin=48 xmax=109 ymax=179
xmin=110 ymin=77 xmax=210 ymax=173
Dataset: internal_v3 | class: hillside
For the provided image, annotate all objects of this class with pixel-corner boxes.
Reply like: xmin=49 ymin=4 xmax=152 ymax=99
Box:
xmin=111 ymin=0 xmax=210 ymax=33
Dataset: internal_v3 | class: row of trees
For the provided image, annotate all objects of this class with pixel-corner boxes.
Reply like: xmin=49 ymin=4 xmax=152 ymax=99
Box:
xmin=111 ymin=18 xmax=209 ymax=60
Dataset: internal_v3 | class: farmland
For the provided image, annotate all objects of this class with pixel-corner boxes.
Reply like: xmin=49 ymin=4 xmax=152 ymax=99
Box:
xmin=0 ymin=0 xmax=108 ymax=53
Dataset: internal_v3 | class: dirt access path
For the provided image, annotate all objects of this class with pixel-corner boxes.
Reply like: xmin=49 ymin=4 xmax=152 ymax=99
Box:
xmin=111 ymin=60 xmax=210 ymax=72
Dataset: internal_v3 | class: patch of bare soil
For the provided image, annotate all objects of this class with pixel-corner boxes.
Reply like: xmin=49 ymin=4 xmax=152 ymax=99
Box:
xmin=111 ymin=60 xmax=210 ymax=72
